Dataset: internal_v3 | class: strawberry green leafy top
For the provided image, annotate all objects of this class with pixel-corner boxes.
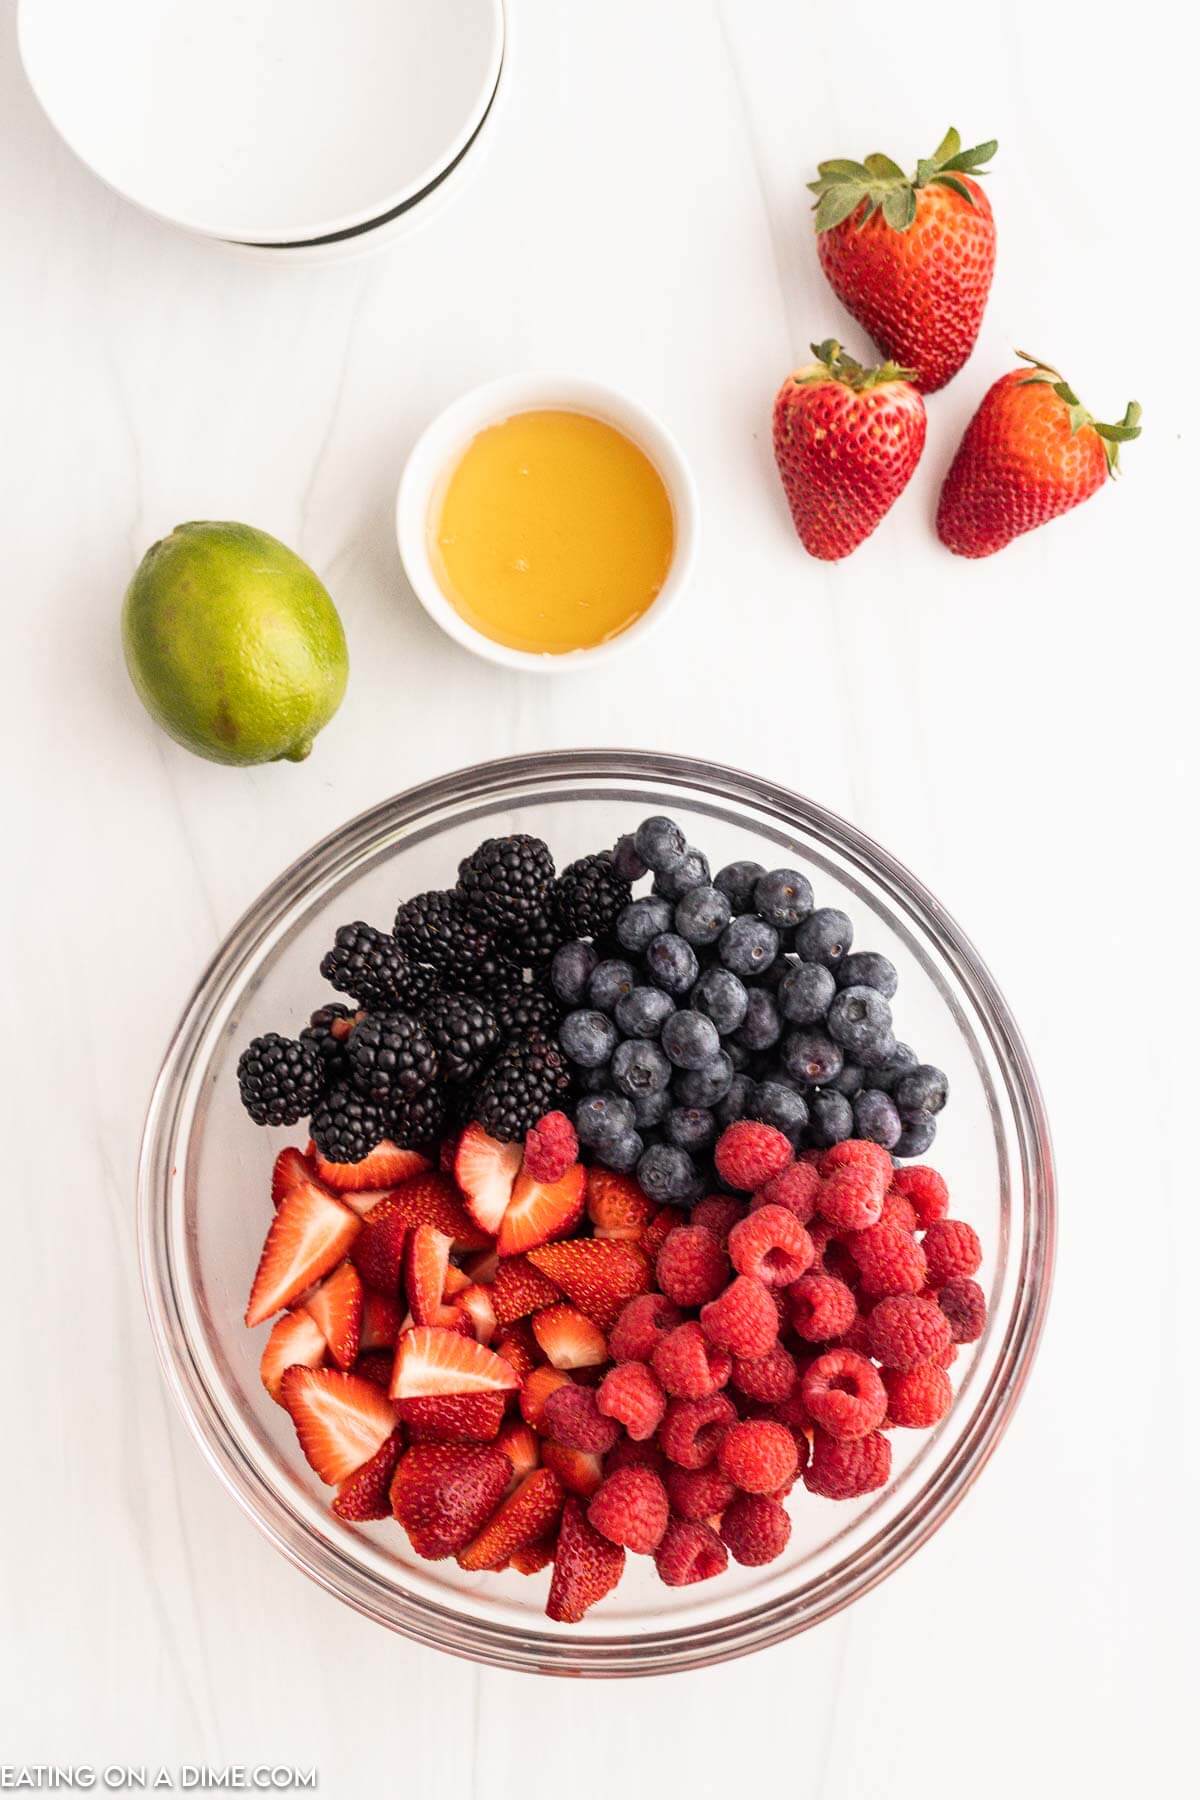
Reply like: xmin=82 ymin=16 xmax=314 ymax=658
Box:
xmin=810 ymin=127 xmax=998 ymax=233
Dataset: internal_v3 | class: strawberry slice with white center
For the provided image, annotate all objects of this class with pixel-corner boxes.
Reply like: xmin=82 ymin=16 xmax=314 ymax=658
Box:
xmin=458 ymin=1282 xmax=497 ymax=1345
xmin=271 ymin=1145 xmax=324 ymax=1210
xmin=531 ymin=1302 xmax=607 ymax=1369
xmin=497 ymin=1164 xmax=586 ymax=1257
xmin=454 ymin=1124 xmax=521 ymax=1236
xmin=331 ymin=1429 xmax=403 ymax=1522
xmin=390 ymin=1324 xmax=520 ymax=1401
xmin=303 ymin=1260 xmax=363 ymax=1369
xmin=360 ymin=1290 xmax=402 ymax=1352
xmin=405 ymin=1225 xmax=453 ymax=1325
xmin=308 ymin=1139 xmax=428 ymax=1194
xmin=259 ymin=1309 xmax=327 ymax=1401
xmin=280 ymin=1365 xmax=399 ymax=1486
xmin=245 ymin=1181 xmax=361 ymax=1328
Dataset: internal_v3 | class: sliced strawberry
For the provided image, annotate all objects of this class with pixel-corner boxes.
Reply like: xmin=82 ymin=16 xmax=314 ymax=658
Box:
xmin=331 ymin=1429 xmax=403 ymax=1521
xmin=642 ymin=1205 xmax=687 ymax=1260
xmin=389 ymin=1442 xmax=511 ymax=1559
xmin=454 ymin=1124 xmax=521 ymax=1236
xmin=510 ymin=1535 xmax=557 ymax=1575
xmin=405 ymin=1226 xmax=453 ymax=1326
xmin=526 ymin=1239 xmax=650 ymax=1332
xmin=309 ymin=1139 xmax=428 ymax=1193
xmin=259 ymin=1309 xmax=327 ymax=1401
xmin=397 ymin=1390 xmax=507 ymax=1443
xmin=492 ymin=1254 xmax=562 ymax=1326
xmin=457 ymin=1467 xmax=565 ymax=1571
xmin=280 ymin=1366 xmax=398 ymax=1486
xmin=497 ymin=1419 xmax=540 ymax=1482
xmin=303 ymin=1261 xmax=363 ymax=1369
xmin=360 ymin=1289 xmax=402 ymax=1352
xmin=355 ymin=1349 xmax=394 ymax=1389
xmin=398 ymin=1302 xmax=474 ymax=1338
xmin=442 ymin=1262 xmax=471 ymax=1298
xmin=390 ymin=1324 xmax=520 ymax=1400
xmin=458 ymin=1283 xmax=497 ymax=1344
xmin=541 ymin=1442 xmax=605 ymax=1501
xmin=495 ymin=1319 xmax=542 ymax=1381
xmin=338 ymin=1187 xmax=393 ymax=1221
xmin=272 ymin=1145 xmax=323 ymax=1210
xmin=387 ymin=1170 xmax=491 ymax=1250
xmin=586 ymin=1167 xmax=655 ymax=1240
xmin=349 ymin=1194 xmax=409 ymax=1295
xmin=546 ymin=1496 xmax=625 ymax=1620
xmin=531 ymin=1302 xmax=607 ymax=1369
xmin=497 ymin=1165 xmax=586 ymax=1257
xmin=245 ymin=1182 xmax=361 ymax=1328
xmin=518 ymin=1364 xmax=571 ymax=1430
xmin=462 ymin=1247 xmax=500 ymax=1285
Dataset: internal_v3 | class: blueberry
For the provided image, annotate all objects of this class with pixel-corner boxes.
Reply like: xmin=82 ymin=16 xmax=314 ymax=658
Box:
xmin=894 ymin=1064 xmax=949 ymax=1120
xmin=715 ymin=1072 xmax=755 ymax=1128
xmin=661 ymin=1009 xmax=722 ymax=1071
xmin=794 ymin=907 xmax=853 ymax=969
xmin=894 ymin=1116 xmax=937 ymax=1158
xmin=748 ymin=1079 xmax=810 ymax=1144
xmin=634 ymin=815 xmax=687 ymax=875
xmin=852 ymin=1087 xmax=902 ymax=1148
xmin=559 ymin=1008 xmax=618 ymax=1068
xmin=858 ymin=1031 xmax=899 ymax=1071
xmin=734 ymin=988 xmax=782 ymax=1052
xmin=691 ymin=966 xmax=749 ymax=1034
xmin=637 ymin=1143 xmax=701 ymax=1203
xmin=615 ymin=984 xmax=676 ymax=1040
xmin=664 ymin=1106 xmax=717 ymax=1154
xmin=827 ymin=985 xmax=894 ymax=1059
xmin=781 ymin=1030 xmax=844 ymax=1087
xmin=587 ymin=958 xmax=638 ymax=1013
xmin=806 ymin=1089 xmax=854 ymax=1147
xmin=719 ymin=914 xmax=780 ymax=978
xmin=602 ymin=1130 xmax=645 ymax=1173
xmin=575 ymin=1091 xmax=636 ymax=1151
xmin=754 ymin=868 xmax=814 ymax=930
xmin=653 ymin=848 xmax=711 ymax=900
xmin=577 ymin=1064 xmax=613 ymax=1093
xmin=725 ymin=1039 xmax=752 ymax=1073
xmin=646 ymin=933 xmax=700 ymax=995
xmin=612 ymin=833 xmax=649 ymax=883
xmin=611 ymin=1037 xmax=672 ymax=1098
xmin=836 ymin=952 xmax=899 ymax=999
xmin=868 ymin=1042 xmax=918 ymax=1092
xmin=829 ymin=1062 xmax=865 ymax=1098
xmin=778 ymin=959 xmax=836 ymax=1025
xmin=673 ymin=1051 xmax=735 ymax=1107
xmin=550 ymin=939 xmax=599 ymax=1007
xmin=631 ymin=1086 xmax=672 ymax=1129
xmin=616 ymin=896 xmax=674 ymax=955
xmin=714 ymin=860 xmax=767 ymax=911
xmin=673 ymin=884 xmax=732 ymax=946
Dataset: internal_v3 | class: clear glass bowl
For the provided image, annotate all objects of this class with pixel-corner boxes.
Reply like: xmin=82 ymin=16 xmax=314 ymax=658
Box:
xmin=137 ymin=751 xmax=1054 ymax=1676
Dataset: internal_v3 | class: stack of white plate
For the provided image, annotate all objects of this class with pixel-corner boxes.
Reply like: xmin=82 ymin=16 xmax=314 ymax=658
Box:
xmin=19 ymin=0 xmax=505 ymax=263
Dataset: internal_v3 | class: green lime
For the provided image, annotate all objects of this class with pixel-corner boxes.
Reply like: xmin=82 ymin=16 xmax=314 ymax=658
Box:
xmin=121 ymin=521 xmax=349 ymax=766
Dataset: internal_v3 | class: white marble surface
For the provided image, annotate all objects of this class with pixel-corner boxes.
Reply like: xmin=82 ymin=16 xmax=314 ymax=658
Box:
xmin=2 ymin=0 xmax=1193 ymax=1792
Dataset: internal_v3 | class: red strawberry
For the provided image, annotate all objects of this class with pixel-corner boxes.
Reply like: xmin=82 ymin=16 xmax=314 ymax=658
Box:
xmin=462 ymin=1247 xmax=500 ymax=1285
xmin=495 ymin=1319 xmax=542 ymax=1381
xmin=309 ymin=1139 xmax=428 ymax=1193
xmin=586 ymin=1168 xmax=655 ymax=1240
xmin=811 ymin=127 xmax=998 ymax=393
xmin=387 ymin=1169 xmax=491 ymax=1249
xmin=531 ymin=1303 xmax=607 ymax=1370
xmin=398 ymin=1390 xmax=507 ymax=1443
xmin=458 ymin=1282 xmax=497 ymax=1344
xmin=245 ymin=1182 xmax=360 ymax=1328
xmin=454 ymin=1123 xmax=521 ymax=1235
xmin=526 ymin=1239 xmax=649 ymax=1332
xmin=497 ymin=1164 xmax=586 ymax=1257
xmin=457 ymin=1467 xmax=565 ymax=1571
xmin=546 ymin=1497 xmax=625 ymax=1622
xmin=773 ymin=340 xmax=926 ymax=560
xmin=540 ymin=1441 xmax=605 ymax=1500
xmin=348 ymin=1193 xmax=408 ymax=1294
xmin=359 ymin=1289 xmax=402 ymax=1352
xmin=259 ymin=1308 xmax=327 ymax=1401
xmin=303 ymin=1261 xmax=363 ymax=1369
xmin=509 ymin=1535 xmax=557 ymax=1576
xmin=492 ymin=1255 xmax=562 ymax=1326
xmin=354 ymin=1349 xmax=394 ymax=1389
xmin=280 ymin=1366 xmax=398 ymax=1486
xmin=405 ymin=1226 xmax=453 ymax=1326
xmin=271 ymin=1145 xmax=322 ymax=1210
xmin=390 ymin=1323 xmax=520 ymax=1400
xmin=496 ymin=1419 xmax=540 ymax=1482
xmin=937 ymin=351 xmax=1141 ymax=557
xmin=331 ymin=1429 xmax=403 ymax=1522
xmin=389 ymin=1442 xmax=511 ymax=1559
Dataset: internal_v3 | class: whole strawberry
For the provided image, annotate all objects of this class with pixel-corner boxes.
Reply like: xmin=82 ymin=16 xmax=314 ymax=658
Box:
xmin=810 ymin=128 xmax=997 ymax=393
xmin=772 ymin=340 xmax=926 ymax=560
xmin=936 ymin=352 xmax=1141 ymax=557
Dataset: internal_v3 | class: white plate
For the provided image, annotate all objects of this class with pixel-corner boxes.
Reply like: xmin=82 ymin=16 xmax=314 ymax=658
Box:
xmin=18 ymin=0 xmax=504 ymax=245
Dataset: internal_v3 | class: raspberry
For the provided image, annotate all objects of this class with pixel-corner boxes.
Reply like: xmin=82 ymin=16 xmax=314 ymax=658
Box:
xmin=654 ymin=1517 xmax=729 ymax=1586
xmin=769 ymin=1381 xmax=813 ymax=1442
xmin=542 ymin=1382 xmax=620 ymax=1454
xmin=652 ymin=1321 xmax=732 ymax=1399
xmin=878 ymin=1188 xmax=919 ymax=1233
xmin=714 ymin=1121 xmax=793 ymax=1192
xmin=730 ymin=1342 xmax=798 ymax=1404
xmin=836 ymin=1312 xmax=874 ymax=1358
xmin=868 ymin=1294 xmax=952 ymax=1370
xmin=922 ymin=1219 xmax=982 ymax=1285
xmin=522 ymin=1111 xmax=578 ymax=1183
xmin=700 ymin=1276 xmax=779 ymax=1358
xmin=787 ymin=1271 xmax=857 ymax=1342
xmin=608 ymin=1292 xmax=683 ymax=1363
xmin=655 ymin=1225 xmax=729 ymax=1307
xmin=753 ymin=1159 xmax=821 ymax=1224
xmin=664 ymin=1464 xmax=736 ymax=1522
xmin=819 ymin=1139 xmax=893 ymax=1185
xmin=804 ymin=1427 xmax=891 ymax=1499
xmin=889 ymin=1164 xmax=949 ymax=1228
xmin=717 ymin=1419 xmax=799 ymax=1494
xmin=799 ymin=1349 xmax=887 ymax=1440
xmin=596 ymin=1360 xmax=666 ymax=1441
xmin=658 ymin=1394 xmax=737 ymax=1469
xmin=936 ymin=1277 xmax=987 ymax=1343
xmin=690 ymin=1195 xmax=745 ymax=1244
xmin=728 ymin=1204 xmax=814 ymax=1287
xmin=817 ymin=1138 xmax=891 ymax=1231
xmin=587 ymin=1466 xmax=669 ymax=1554
xmin=847 ymin=1222 xmax=927 ymax=1298
xmin=719 ymin=1493 xmax=792 ymax=1566
xmin=604 ymin=1436 xmax=667 ymax=1476
xmin=883 ymin=1363 xmax=952 ymax=1427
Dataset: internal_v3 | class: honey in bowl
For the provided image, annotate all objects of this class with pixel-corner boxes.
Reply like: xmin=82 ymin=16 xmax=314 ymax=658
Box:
xmin=429 ymin=409 xmax=675 ymax=655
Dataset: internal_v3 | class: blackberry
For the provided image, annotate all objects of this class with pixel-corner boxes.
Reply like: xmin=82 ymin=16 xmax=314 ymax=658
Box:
xmin=497 ymin=912 xmax=560 ymax=971
xmin=310 ymin=1081 xmax=387 ymax=1164
xmin=550 ymin=940 xmax=599 ymax=1007
xmin=492 ymin=981 xmax=560 ymax=1042
xmin=392 ymin=889 xmax=500 ymax=988
xmin=554 ymin=853 xmax=632 ymax=941
xmin=320 ymin=922 xmax=436 ymax=1011
xmin=299 ymin=1003 xmax=358 ymax=1085
xmin=236 ymin=1033 xmax=325 ymax=1127
xmin=347 ymin=1012 xmax=439 ymax=1104
xmin=754 ymin=868 xmax=814 ymax=930
xmin=457 ymin=834 xmax=555 ymax=934
xmin=472 ymin=1034 xmax=571 ymax=1141
xmin=422 ymin=992 xmax=499 ymax=1084
xmin=388 ymin=1083 xmax=448 ymax=1150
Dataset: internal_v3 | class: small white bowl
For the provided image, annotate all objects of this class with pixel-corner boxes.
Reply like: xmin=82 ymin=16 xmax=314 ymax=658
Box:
xmin=395 ymin=374 xmax=699 ymax=673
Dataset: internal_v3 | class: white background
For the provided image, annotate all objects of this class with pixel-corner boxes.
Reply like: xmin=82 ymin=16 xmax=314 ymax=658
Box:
xmin=2 ymin=0 xmax=1194 ymax=1793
